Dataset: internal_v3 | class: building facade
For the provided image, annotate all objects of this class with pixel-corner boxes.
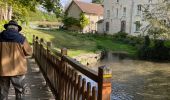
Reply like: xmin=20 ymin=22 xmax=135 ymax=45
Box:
xmin=65 ymin=0 xmax=103 ymax=33
xmin=103 ymin=0 xmax=167 ymax=35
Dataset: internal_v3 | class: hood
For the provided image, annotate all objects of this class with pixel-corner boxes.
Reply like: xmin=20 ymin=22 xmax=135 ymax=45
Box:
xmin=0 ymin=29 xmax=25 ymax=44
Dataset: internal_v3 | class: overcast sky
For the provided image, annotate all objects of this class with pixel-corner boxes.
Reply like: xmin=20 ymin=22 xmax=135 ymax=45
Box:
xmin=61 ymin=0 xmax=92 ymax=7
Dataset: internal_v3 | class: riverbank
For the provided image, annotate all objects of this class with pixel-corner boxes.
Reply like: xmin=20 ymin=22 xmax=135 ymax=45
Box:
xmin=23 ymin=28 xmax=137 ymax=58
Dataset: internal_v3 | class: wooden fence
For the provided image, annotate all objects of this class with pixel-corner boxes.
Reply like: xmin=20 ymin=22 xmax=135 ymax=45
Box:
xmin=33 ymin=35 xmax=112 ymax=100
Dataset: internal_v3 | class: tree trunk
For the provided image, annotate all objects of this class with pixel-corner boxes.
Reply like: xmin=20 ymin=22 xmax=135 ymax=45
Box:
xmin=0 ymin=7 xmax=3 ymax=20
xmin=3 ymin=3 xmax=8 ymax=20
xmin=0 ymin=2 xmax=13 ymax=20
xmin=8 ymin=5 xmax=12 ymax=20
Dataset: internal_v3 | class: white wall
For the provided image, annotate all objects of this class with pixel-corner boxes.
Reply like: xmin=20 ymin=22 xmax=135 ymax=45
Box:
xmin=103 ymin=0 xmax=161 ymax=35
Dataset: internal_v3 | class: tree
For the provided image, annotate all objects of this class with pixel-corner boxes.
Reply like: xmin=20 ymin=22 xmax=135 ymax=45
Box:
xmin=138 ymin=1 xmax=170 ymax=60
xmin=0 ymin=0 xmax=62 ymax=22
xmin=142 ymin=1 xmax=170 ymax=39
xmin=92 ymin=0 xmax=103 ymax=4
xmin=79 ymin=13 xmax=90 ymax=32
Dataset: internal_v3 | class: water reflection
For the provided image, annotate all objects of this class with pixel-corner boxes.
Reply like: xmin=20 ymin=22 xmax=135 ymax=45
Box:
xmin=90 ymin=52 xmax=170 ymax=100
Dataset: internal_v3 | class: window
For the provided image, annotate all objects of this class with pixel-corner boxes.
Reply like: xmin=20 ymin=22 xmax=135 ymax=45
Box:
xmin=123 ymin=7 xmax=126 ymax=16
xmin=148 ymin=0 xmax=152 ymax=3
xmin=116 ymin=8 xmax=119 ymax=18
xmin=137 ymin=5 xmax=142 ymax=15
xmin=106 ymin=22 xmax=109 ymax=32
xmin=107 ymin=10 xmax=110 ymax=18
xmin=135 ymin=21 xmax=141 ymax=32
xmin=121 ymin=21 xmax=126 ymax=32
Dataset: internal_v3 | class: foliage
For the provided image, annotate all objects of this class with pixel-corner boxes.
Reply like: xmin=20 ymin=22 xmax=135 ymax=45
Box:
xmin=138 ymin=37 xmax=170 ymax=60
xmin=0 ymin=20 xmax=8 ymax=31
xmin=62 ymin=16 xmax=79 ymax=28
xmin=144 ymin=35 xmax=150 ymax=46
xmin=113 ymin=31 xmax=128 ymax=40
xmin=142 ymin=1 xmax=170 ymax=38
xmin=38 ymin=0 xmax=63 ymax=18
xmin=63 ymin=13 xmax=89 ymax=31
xmin=147 ymin=27 xmax=167 ymax=39
xmin=0 ymin=0 xmax=62 ymax=22
xmin=28 ymin=9 xmax=58 ymax=22
xmin=137 ymin=2 xmax=170 ymax=61
xmin=79 ymin=13 xmax=90 ymax=30
xmin=92 ymin=0 xmax=103 ymax=4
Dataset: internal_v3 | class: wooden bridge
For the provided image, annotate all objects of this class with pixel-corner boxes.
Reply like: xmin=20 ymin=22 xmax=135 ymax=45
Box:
xmin=9 ymin=35 xmax=112 ymax=100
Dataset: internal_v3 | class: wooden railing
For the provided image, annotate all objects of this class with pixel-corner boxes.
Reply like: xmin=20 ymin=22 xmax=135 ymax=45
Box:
xmin=33 ymin=35 xmax=112 ymax=100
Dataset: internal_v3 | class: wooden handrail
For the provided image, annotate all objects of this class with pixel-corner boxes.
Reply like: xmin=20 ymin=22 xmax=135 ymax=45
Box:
xmin=63 ymin=55 xmax=99 ymax=82
xmin=32 ymin=35 xmax=112 ymax=100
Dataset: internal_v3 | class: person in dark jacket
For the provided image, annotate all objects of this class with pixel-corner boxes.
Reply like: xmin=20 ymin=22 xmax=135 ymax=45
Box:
xmin=0 ymin=20 xmax=32 ymax=100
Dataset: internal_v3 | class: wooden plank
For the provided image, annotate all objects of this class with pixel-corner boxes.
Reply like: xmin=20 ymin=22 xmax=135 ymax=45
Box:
xmin=74 ymin=72 xmax=78 ymax=100
xmin=67 ymin=67 xmax=72 ymax=100
xmin=77 ymin=75 xmax=82 ymax=100
xmin=82 ymin=78 xmax=86 ymax=100
xmin=87 ymin=82 xmax=91 ymax=100
xmin=92 ymin=87 xmax=97 ymax=100
xmin=65 ymin=66 xmax=68 ymax=100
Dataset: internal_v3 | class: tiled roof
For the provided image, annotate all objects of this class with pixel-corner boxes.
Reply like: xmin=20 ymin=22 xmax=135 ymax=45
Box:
xmin=74 ymin=1 xmax=103 ymax=15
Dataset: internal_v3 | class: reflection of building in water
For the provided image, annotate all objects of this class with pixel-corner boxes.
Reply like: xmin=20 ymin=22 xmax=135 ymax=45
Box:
xmin=103 ymin=0 xmax=169 ymax=35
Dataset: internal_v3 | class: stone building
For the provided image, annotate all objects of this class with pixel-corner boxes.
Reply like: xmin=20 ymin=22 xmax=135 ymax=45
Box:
xmin=103 ymin=0 xmax=168 ymax=35
xmin=65 ymin=0 xmax=103 ymax=33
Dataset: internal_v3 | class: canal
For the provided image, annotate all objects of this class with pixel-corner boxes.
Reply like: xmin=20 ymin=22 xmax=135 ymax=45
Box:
xmin=90 ymin=52 xmax=170 ymax=100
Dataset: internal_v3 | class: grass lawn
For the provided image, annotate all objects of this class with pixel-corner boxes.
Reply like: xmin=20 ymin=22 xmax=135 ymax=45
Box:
xmin=23 ymin=28 xmax=137 ymax=57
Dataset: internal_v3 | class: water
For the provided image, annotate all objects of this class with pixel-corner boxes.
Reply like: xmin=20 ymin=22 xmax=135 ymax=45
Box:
xmin=90 ymin=52 xmax=170 ymax=100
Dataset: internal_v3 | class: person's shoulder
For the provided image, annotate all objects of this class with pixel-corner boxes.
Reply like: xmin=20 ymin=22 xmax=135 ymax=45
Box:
xmin=0 ymin=30 xmax=6 ymax=33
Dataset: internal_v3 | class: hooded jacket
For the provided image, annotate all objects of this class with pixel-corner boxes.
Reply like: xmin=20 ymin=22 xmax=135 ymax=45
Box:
xmin=0 ymin=29 xmax=32 ymax=76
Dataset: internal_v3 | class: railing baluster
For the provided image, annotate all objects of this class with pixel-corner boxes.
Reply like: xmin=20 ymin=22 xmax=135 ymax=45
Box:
xmin=82 ymin=78 xmax=86 ymax=100
xmin=77 ymin=75 xmax=82 ymax=100
xmin=87 ymin=82 xmax=91 ymax=100
xmin=92 ymin=87 xmax=97 ymax=100
xmin=74 ymin=72 xmax=78 ymax=100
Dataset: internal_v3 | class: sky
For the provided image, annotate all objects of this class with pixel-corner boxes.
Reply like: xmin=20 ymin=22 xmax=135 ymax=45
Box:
xmin=61 ymin=0 xmax=92 ymax=7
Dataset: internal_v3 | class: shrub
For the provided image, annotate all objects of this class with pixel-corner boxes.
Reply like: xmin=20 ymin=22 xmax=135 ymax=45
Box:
xmin=62 ymin=16 xmax=79 ymax=28
xmin=138 ymin=39 xmax=170 ymax=60
xmin=113 ymin=31 xmax=128 ymax=39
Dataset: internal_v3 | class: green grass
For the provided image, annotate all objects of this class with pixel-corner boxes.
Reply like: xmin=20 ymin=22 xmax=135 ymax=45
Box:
xmin=23 ymin=28 xmax=137 ymax=57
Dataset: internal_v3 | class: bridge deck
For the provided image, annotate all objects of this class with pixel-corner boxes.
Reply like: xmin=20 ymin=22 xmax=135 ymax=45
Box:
xmin=8 ymin=58 xmax=55 ymax=100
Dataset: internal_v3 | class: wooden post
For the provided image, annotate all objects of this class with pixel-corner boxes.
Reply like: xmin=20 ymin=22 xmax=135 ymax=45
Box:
xmin=32 ymin=35 xmax=35 ymax=57
xmin=47 ymin=42 xmax=52 ymax=51
xmin=60 ymin=48 xmax=67 ymax=100
xmin=98 ymin=66 xmax=112 ymax=100
xmin=35 ymin=36 xmax=39 ymax=60
xmin=40 ymin=38 xmax=44 ymax=67
xmin=61 ymin=48 xmax=67 ymax=56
